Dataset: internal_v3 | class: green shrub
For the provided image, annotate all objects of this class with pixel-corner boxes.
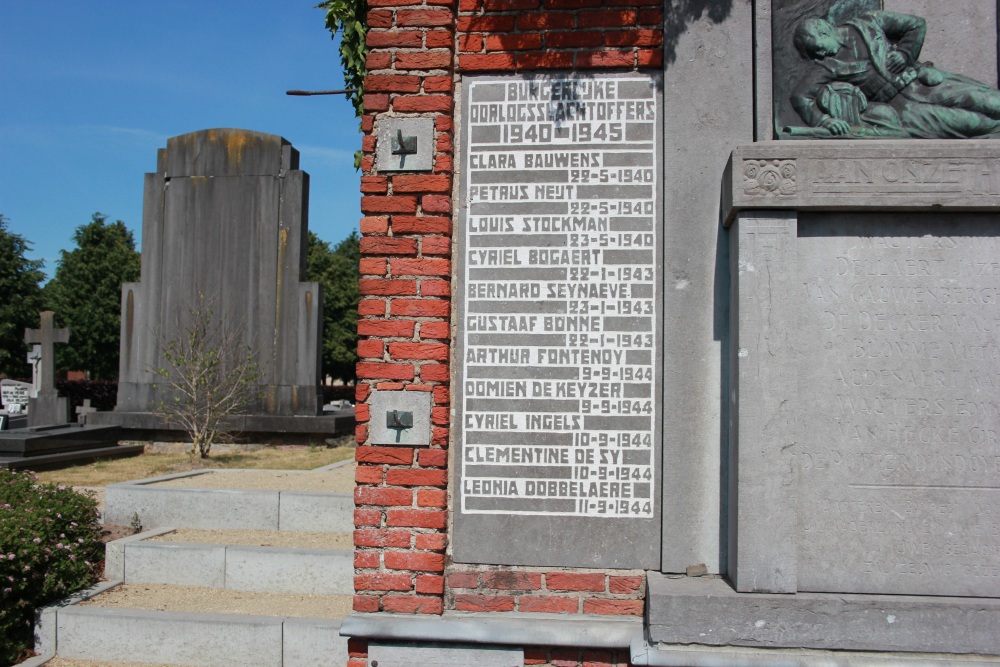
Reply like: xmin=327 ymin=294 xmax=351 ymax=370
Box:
xmin=0 ymin=469 xmax=103 ymax=664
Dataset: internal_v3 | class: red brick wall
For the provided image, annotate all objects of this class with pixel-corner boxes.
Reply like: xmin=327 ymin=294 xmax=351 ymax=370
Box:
xmin=352 ymin=0 xmax=664 ymax=657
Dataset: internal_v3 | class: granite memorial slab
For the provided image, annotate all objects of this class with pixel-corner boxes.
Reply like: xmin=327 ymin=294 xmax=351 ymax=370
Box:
xmin=1 ymin=379 xmax=32 ymax=411
xmin=453 ymin=73 xmax=663 ymax=568
xmin=725 ymin=141 xmax=1000 ymax=599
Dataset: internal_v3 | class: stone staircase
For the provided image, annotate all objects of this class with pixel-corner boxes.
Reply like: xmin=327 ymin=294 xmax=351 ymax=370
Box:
xmin=32 ymin=463 xmax=356 ymax=667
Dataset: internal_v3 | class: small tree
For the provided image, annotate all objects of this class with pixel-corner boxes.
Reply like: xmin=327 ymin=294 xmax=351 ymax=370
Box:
xmin=153 ymin=294 xmax=261 ymax=458
xmin=307 ymin=230 xmax=360 ymax=383
xmin=0 ymin=215 xmax=45 ymax=378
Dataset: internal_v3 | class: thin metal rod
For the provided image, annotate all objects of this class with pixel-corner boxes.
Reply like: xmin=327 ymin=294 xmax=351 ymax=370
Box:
xmin=285 ymin=89 xmax=358 ymax=96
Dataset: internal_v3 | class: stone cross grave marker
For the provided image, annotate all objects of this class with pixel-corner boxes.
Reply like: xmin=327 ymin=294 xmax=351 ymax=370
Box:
xmin=24 ymin=311 xmax=69 ymax=397
xmin=26 ymin=344 xmax=41 ymax=396
xmin=75 ymin=399 xmax=97 ymax=424
xmin=24 ymin=311 xmax=71 ymax=426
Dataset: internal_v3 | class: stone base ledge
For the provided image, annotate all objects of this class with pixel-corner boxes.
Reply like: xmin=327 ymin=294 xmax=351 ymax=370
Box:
xmin=339 ymin=611 xmax=642 ymax=649
xmin=89 ymin=409 xmax=355 ymax=436
xmin=647 ymin=575 xmax=1000 ymax=657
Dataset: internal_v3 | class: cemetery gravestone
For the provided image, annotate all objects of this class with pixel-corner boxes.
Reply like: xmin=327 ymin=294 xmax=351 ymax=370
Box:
xmin=1 ymin=380 xmax=32 ymax=412
xmin=24 ymin=311 xmax=71 ymax=427
xmin=454 ymin=73 xmax=662 ymax=569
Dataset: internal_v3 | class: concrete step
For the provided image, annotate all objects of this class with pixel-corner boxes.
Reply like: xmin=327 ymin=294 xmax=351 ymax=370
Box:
xmin=36 ymin=582 xmax=351 ymax=667
xmin=104 ymin=528 xmax=353 ymax=595
xmin=103 ymin=470 xmax=354 ymax=532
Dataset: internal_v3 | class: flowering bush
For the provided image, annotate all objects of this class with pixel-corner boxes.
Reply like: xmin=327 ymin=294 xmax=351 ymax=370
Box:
xmin=0 ymin=468 xmax=103 ymax=664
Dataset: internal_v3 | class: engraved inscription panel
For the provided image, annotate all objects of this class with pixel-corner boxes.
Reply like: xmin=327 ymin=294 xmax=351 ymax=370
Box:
xmin=454 ymin=73 xmax=661 ymax=568
xmin=797 ymin=214 xmax=1000 ymax=597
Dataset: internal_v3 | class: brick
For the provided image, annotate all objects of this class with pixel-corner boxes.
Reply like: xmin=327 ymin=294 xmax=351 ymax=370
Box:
xmin=358 ymin=299 xmax=386 ymax=316
xmin=395 ymin=51 xmax=452 ymax=70
xmin=397 ymin=8 xmax=453 ymax=27
xmin=418 ymin=447 xmax=448 ymax=467
xmin=355 ymin=486 xmax=414 ymax=507
xmin=547 ymin=572 xmax=606 ymax=592
xmin=361 ymin=196 xmax=419 ymax=215
xmin=421 ymin=366 xmax=451 ymax=385
xmin=367 ymin=30 xmax=424 ymax=49
xmin=457 ymin=15 xmax=515 ymax=31
xmin=348 ymin=660 xmax=369 ymax=667
xmin=454 ymin=594 xmax=515 ymax=612
xmin=582 ymin=650 xmax=615 ymax=667
xmin=360 ymin=257 xmax=387 ymax=275
xmin=458 ymin=34 xmax=484 ymax=52
xmin=416 ymin=574 xmax=445 ymax=595
xmin=516 ymin=51 xmax=575 ymax=69
xmin=609 ymin=575 xmax=644 ymax=594
xmin=392 ymin=215 xmax=452 ymax=234
xmin=485 ymin=33 xmax=543 ymax=51
xmin=638 ymin=8 xmax=664 ymax=24
xmin=425 ymin=28 xmax=455 ymax=49
xmin=390 ymin=299 xmax=451 ymax=317
xmin=366 ymin=74 xmax=423 ymax=93
xmin=546 ymin=0 xmax=601 ymax=6
xmin=394 ymin=95 xmax=453 ymax=113
xmin=354 ymin=551 xmax=379 ymax=568
xmin=434 ymin=154 xmax=453 ymax=173
xmin=605 ymin=29 xmax=663 ymax=47
xmin=419 ymin=321 xmax=451 ymax=339
xmin=355 ymin=572 xmax=413 ymax=592
xmin=354 ymin=403 xmax=371 ymax=423
xmin=355 ymin=423 xmax=368 ymax=444
xmin=421 ymin=238 xmax=451 ymax=257
xmin=424 ymin=75 xmax=454 ymax=93
xmin=354 ymin=508 xmax=382 ymax=528
xmin=388 ymin=342 xmax=449 ymax=361
xmin=575 ymin=49 xmax=635 ymax=68
xmin=524 ymin=646 xmax=549 ymax=664
xmin=458 ymin=0 xmax=482 ymax=9
xmin=578 ymin=9 xmax=637 ymax=27
xmin=355 ymin=465 xmax=383 ymax=484
xmin=377 ymin=382 xmax=405 ymax=390
xmin=356 ymin=384 xmax=372 ymax=402
xmin=347 ymin=637 xmax=368 ymax=659
xmin=363 ymin=93 xmax=390 ymax=112
xmin=354 ymin=529 xmax=412 ymax=548
xmin=387 ymin=508 xmax=448 ymax=529
xmin=404 ymin=384 xmax=434 ymax=392
xmin=392 ymin=174 xmax=451 ymax=193
xmin=417 ymin=489 xmax=448 ymax=508
xmin=546 ymin=30 xmax=603 ymax=48
xmin=361 ymin=115 xmax=375 ymax=132
xmin=360 ymin=278 xmax=418 ymax=296
xmin=361 ymin=135 xmax=377 ymax=153
xmin=360 ymin=177 xmax=388 ymax=194
xmin=517 ymin=13 xmax=575 ymax=30
xmin=518 ymin=595 xmax=579 ymax=614
xmin=435 ymin=132 xmax=453 ymax=153
xmin=482 ymin=571 xmax=542 ymax=590
xmin=366 ymin=51 xmax=392 ymax=69
xmin=422 ymin=194 xmax=452 ymax=213
xmin=353 ymin=595 xmax=380 ymax=613
xmin=459 ymin=53 xmax=516 ymax=71
xmin=385 ymin=551 xmax=446 ymax=572
xmin=356 ymin=445 xmax=415 ymax=465
xmin=391 ymin=258 xmax=451 ymax=276
xmin=448 ymin=571 xmax=480 ymax=588
xmin=360 ymin=217 xmax=389 ymax=236
xmin=431 ymin=426 xmax=450 ymax=446
xmin=356 ymin=361 xmax=415 ymax=381
xmin=357 ymin=340 xmax=384 ymax=359
xmin=381 ymin=595 xmax=443 ymax=614
xmin=583 ymin=598 xmax=644 ymax=616
xmin=551 ymin=648 xmax=582 ymax=667
xmin=431 ymin=406 xmax=450 ymax=426
xmin=358 ymin=319 xmax=416 ymax=337
xmin=484 ymin=0 xmax=538 ymax=8
xmin=386 ymin=468 xmax=448 ymax=487
xmin=415 ymin=532 xmax=447 ymax=550
xmin=638 ymin=48 xmax=663 ymax=68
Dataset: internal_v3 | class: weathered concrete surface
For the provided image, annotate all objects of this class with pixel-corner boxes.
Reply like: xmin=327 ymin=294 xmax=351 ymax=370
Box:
xmin=647 ymin=574 xmax=1000 ymax=655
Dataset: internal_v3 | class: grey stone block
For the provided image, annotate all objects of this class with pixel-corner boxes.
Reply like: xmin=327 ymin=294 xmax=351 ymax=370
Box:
xmin=125 ymin=541 xmax=226 ymax=587
xmin=34 ymin=580 xmax=120 ymax=657
xmin=377 ymin=118 xmax=435 ymax=172
xmin=369 ymin=642 xmax=524 ymax=667
xmin=279 ymin=491 xmax=354 ymax=533
xmin=225 ymin=546 xmax=353 ymax=595
xmin=647 ymin=575 xmax=1000 ymax=656
xmin=283 ymin=618 xmax=348 ymax=667
xmin=56 ymin=607 xmax=284 ymax=667
xmin=104 ymin=484 xmax=279 ymax=530
xmin=369 ymin=389 xmax=432 ymax=446
xmin=104 ymin=527 xmax=175 ymax=580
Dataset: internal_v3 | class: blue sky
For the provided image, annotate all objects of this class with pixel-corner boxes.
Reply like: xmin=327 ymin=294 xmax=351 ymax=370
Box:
xmin=0 ymin=2 xmax=362 ymax=280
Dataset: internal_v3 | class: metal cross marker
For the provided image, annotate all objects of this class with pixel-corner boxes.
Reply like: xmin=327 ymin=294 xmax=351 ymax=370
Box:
xmin=24 ymin=311 xmax=70 ymax=397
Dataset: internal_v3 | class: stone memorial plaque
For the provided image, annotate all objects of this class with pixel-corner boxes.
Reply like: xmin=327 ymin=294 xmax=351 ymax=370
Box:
xmin=796 ymin=213 xmax=1000 ymax=597
xmin=454 ymin=73 xmax=662 ymax=568
xmin=1 ymin=380 xmax=31 ymax=409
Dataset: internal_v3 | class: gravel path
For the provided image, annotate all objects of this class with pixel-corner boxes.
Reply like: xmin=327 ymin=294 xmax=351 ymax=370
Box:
xmin=151 ymin=465 xmax=356 ymax=493
xmin=80 ymin=584 xmax=352 ymax=619
xmin=150 ymin=528 xmax=353 ymax=550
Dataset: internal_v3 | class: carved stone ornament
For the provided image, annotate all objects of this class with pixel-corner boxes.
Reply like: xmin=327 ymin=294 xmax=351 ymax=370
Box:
xmin=743 ymin=159 xmax=797 ymax=196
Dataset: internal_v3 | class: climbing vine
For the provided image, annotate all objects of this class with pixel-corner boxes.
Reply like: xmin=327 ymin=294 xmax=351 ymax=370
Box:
xmin=318 ymin=0 xmax=368 ymax=120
